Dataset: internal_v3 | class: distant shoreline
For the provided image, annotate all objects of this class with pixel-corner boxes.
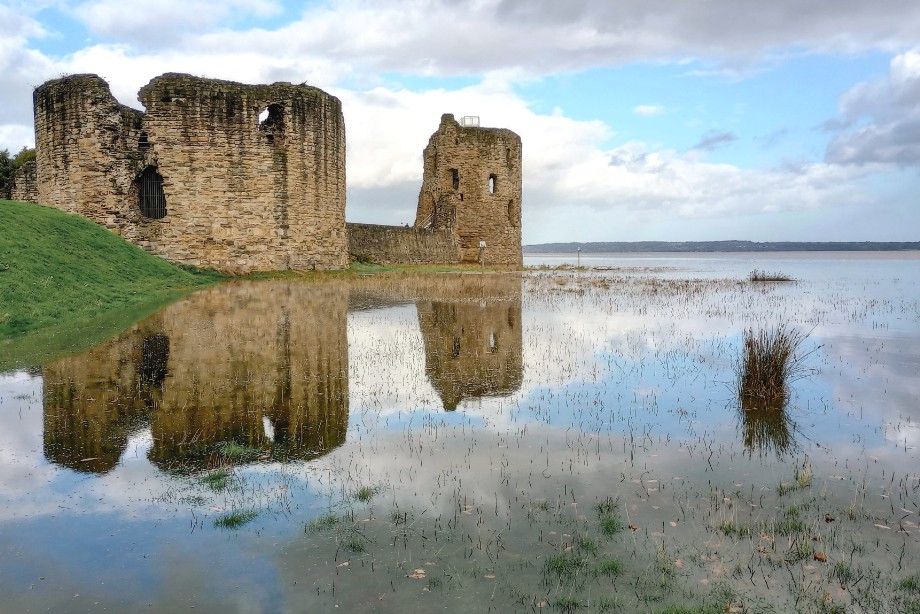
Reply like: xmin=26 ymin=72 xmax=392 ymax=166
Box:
xmin=524 ymin=240 xmax=920 ymax=253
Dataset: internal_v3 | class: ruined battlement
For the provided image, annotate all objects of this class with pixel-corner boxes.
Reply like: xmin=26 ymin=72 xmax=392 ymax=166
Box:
xmin=30 ymin=74 xmax=521 ymax=272
xmin=33 ymin=73 xmax=346 ymax=273
xmin=415 ymin=113 xmax=523 ymax=266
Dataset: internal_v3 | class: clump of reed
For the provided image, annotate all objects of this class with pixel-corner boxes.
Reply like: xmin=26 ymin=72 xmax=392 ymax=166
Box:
xmin=736 ymin=324 xmax=813 ymax=409
xmin=749 ymin=269 xmax=794 ymax=282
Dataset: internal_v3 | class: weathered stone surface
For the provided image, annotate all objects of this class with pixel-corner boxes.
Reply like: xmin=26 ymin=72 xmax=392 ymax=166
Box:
xmin=10 ymin=159 xmax=37 ymax=203
xmin=346 ymin=222 xmax=457 ymax=265
xmin=415 ymin=114 xmax=522 ymax=266
xmin=34 ymin=73 xmax=346 ymax=273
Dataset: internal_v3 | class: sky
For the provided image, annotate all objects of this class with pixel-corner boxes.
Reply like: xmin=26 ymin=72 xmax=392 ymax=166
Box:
xmin=1 ymin=0 xmax=918 ymax=244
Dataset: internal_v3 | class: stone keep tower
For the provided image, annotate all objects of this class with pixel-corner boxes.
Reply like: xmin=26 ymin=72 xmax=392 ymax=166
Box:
xmin=33 ymin=73 xmax=347 ymax=274
xmin=414 ymin=114 xmax=522 ymax=266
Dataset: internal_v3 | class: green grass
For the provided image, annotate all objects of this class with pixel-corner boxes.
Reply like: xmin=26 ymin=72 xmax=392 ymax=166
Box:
xmin=213 ymin=509 xmax=258 ymax=529
xmin=900 ymin=575 xmax=920 ymax=593
xmin=544 ymin=551 xmax=589 ymax=584
xmin=201 ymin=467 xmax=232 ymax=491
xmin=595 ymin=498 xmax=625 ymax=536
xmin=308 ymin=512 xmax=342 ymax=532
xmin=0 ymin=200 xmax=222 ymax=368
xmin=354 ymin=485 xmax=379 ymax=502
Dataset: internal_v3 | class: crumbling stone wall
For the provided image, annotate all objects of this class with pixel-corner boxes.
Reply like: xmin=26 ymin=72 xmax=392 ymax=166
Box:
xmin=10 ymin=159 xmax=37 ymax=203
xmin=346 ymin=222 xmax=457 ymax=265
xmin=415 ymin=114 xmax=522 ymax=266
xmin=33 ymin=73 xmax=346 ymax=273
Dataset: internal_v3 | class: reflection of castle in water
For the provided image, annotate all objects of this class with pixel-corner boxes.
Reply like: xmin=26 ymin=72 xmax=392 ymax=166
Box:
xmin=43 ymin=281 xmax=350 ymax=473
xmin=416 ymin=277 xmax=523 ymax=410
xmin=42 ymin=275 xmax=524 ymax=473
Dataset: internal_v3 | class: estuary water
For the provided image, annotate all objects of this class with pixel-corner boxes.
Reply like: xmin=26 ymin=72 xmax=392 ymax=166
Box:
xmin=1 ymin=253 xmax=918 ymax=612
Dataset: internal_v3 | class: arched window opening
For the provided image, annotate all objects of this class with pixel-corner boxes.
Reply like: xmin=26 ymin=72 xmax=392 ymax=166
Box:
xmin=138 ymin=166 xmax=167 ymax=219
xmin=488 ymin=174 xmax=496 ymax=194
xmin=258 ymin=103 xmax=284 ymax=141
xmin=138 ymin=132 xmax=150 ymax=149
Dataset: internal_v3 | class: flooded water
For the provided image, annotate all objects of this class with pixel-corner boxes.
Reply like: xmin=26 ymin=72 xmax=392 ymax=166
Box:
xmin=2 ymin=253 xmax=919 ymax=612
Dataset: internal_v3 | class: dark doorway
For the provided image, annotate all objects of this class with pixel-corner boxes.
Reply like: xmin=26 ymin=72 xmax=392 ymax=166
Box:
xmin=139 ymin=167 xmax=167 ymax=219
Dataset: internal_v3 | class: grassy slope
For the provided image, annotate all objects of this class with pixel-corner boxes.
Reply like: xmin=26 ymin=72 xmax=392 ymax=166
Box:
xmin=0 ymin=200 xmax=222 ymax=368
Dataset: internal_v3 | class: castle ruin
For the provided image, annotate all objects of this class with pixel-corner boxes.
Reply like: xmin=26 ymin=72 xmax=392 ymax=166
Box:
xmin=26 ymin=74 xmax=522 ymax=272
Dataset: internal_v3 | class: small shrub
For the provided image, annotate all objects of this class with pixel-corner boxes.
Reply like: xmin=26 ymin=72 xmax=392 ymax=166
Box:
xmin=749 ymin=269 xmax=794 ymax=282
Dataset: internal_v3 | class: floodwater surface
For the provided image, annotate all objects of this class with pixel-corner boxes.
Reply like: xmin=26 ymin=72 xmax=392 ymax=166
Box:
xmin=1 ymin=254 xmax=919 ymax=612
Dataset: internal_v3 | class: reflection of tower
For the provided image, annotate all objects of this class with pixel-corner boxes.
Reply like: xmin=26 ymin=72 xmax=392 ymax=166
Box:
xmin=147 ymin=281 xmax=350 ymax=470
xmin=42 ymin=332 xmax=166 ymax=473
xmin=739 ymin=396 xmax=796 ymax=457
xmin=416 ymin=275 xmax=523 ymax=410
xmin=41 ymin=280 xmax=350 ymax=473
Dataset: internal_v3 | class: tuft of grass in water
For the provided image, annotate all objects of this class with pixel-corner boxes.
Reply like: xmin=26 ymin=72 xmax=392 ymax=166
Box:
xmin=595 ymin=497 xmax=625 ymax=536
xmin=900 ymin=575 xmax=920 ymax=593
xmin=737 ymin=323 xmax=813 ymax=409
xmin=595 ymin=558 xmax=624 ymax=578
xmin=201 ymin=467 xmax=232 ymax=491
xmin=213 ymin=509 xmax=258 ymax=529
xmin=575 ymin=534 xmax=599 ymax=556
xmin=354 ymin=485 xmax=379 ymax=502
xmin=833 ymin=561 xmax=856 ymax=587
xmin=544 ymin=551 xmax=589 ymax=584
xmin=342 ymin=535 xmax=366 ymax=553
xmin=217 ymin=441 xmax=262 ymax=461
xmin=552 ymin=596 xmax=581 ymax=612
xmin=308 ymin=512 xmax=341 ymax=532
xmin=749 ymin=269 xmax=794 ymax=282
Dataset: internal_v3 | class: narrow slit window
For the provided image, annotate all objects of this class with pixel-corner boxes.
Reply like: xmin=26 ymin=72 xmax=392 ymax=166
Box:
xmin=488 ymin=174 xmax=496 ymax=194
xmin=138 ymin=132 xmax=149 ymax=149
xmin=139 ymin=166 xmax=167 ymax=219
xmin=450 ymin=168 xmax=459 ymax=190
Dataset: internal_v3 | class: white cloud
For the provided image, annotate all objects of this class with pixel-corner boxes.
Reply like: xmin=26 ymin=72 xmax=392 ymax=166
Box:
xmin=634 ymin=104 xmax=665 ymax=117
xmin=827 ymin=47 xmax=920 ymax=166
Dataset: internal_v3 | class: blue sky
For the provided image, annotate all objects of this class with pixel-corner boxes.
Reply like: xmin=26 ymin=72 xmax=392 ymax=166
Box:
xmin=1 ymin=0 xmax=918 ymax=243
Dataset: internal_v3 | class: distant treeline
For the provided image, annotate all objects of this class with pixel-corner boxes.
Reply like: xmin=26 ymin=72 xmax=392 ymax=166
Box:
xmin=524 ymin=240 xmax=920 ymax=253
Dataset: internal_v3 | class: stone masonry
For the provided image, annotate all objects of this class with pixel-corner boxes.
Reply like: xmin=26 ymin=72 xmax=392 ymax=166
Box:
xmin=10 ymin=159 xmax=37 ymax=203
xmin=415 ymin=114 xmax=523 ymax=266
xmin=34 ymin=73 xmax=346 ymax=273
xmin=31 ymin=74 xmax=521 ymax=272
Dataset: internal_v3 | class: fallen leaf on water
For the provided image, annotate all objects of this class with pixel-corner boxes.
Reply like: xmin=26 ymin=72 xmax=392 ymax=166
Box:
xmin=408 ymin=569 xmax=427 ymax=579
xmin=874 ymin=524 xmax=892 ymax=530
xmin=824 ymin=514 xmax=835 ymax=523
xmin=337 ymin=561 xmax=349 ymax=568
xmin=724 ymin=602 xmax=743 ymax=613
xmin=537 ymin=600 xmax=547 ymax=608
xmin=484 ymin=574 xmax=496 ymax=579
xmin=669 ymin=521 xmax=678 ymax=527
xmin=814 ymin=552 xmax=827 ymax=562
xmin=673 ymin=559 xmax=684 ymax=568
xmin=629 ymin=524 xmax=639 ymax=531
xmin=422 ymin=587 xmax=430 ymax=592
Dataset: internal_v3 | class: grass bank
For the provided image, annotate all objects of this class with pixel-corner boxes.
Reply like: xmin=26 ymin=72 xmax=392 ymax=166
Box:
xmin=0 ymin=200 xmax=223 ymax=370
